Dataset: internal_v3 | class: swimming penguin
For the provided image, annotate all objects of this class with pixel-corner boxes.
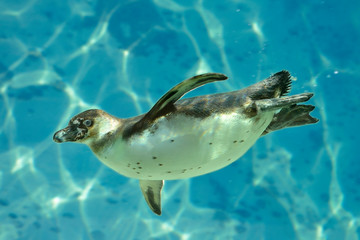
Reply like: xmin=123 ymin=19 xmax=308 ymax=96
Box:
xmin=53 ymin=70 xmax=318 ymax=215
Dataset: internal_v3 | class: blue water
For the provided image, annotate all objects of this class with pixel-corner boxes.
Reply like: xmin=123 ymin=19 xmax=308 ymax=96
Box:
xmin=0 ymin=0 xmax=359 ymax=239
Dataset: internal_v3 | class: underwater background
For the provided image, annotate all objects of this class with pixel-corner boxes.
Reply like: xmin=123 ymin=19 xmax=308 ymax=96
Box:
xmin=0 ymin=0 xmax=359 ymax=239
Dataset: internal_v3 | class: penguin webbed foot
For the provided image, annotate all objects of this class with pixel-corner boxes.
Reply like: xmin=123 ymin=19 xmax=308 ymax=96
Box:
xmin=262 ymin=104 xmax=319 ymax=135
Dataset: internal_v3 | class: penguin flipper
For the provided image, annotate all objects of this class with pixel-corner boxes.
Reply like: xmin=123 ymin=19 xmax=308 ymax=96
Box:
xmin=139 ymin=179 xmax=164 ymax=215
xmin=129 ymin=73 xmax=227 ymax=136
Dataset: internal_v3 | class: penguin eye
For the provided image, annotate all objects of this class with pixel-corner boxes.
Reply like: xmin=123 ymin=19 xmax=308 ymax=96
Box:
xmin=83 ymin=119 xmax=93 ymax=127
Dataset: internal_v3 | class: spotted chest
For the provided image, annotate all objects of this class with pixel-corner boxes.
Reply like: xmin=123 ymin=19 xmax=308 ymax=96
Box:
xmin=96 ymin=111 xmax=274 ymax=180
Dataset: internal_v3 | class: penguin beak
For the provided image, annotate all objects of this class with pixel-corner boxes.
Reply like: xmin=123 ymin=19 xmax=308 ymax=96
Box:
xmin=53 ymin=125 xmax=87 ymax=143
xmin=53 ymin=126 xmax=75 ymax=143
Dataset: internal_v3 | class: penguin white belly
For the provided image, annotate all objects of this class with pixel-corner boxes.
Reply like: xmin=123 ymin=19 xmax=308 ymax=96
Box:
xmin=99 ymin=111 xmax=274 ymax=180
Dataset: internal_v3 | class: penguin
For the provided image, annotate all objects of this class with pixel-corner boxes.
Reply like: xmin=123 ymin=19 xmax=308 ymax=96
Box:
xmin=53 ymin=70 xmax=318 ymax=215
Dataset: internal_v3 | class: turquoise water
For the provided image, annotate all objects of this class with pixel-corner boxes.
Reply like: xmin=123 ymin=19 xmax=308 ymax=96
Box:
xmin=0 ymin=0 xmax=359 ymax=239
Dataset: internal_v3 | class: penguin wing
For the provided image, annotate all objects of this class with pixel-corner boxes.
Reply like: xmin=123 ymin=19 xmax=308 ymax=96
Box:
xmin=139 ymin=179 xmax=164 ymax=215
xmin=126 ymin=73 xmax=227 ymax=137
xmin=146 ymin=73 xmax=227 ymax=121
